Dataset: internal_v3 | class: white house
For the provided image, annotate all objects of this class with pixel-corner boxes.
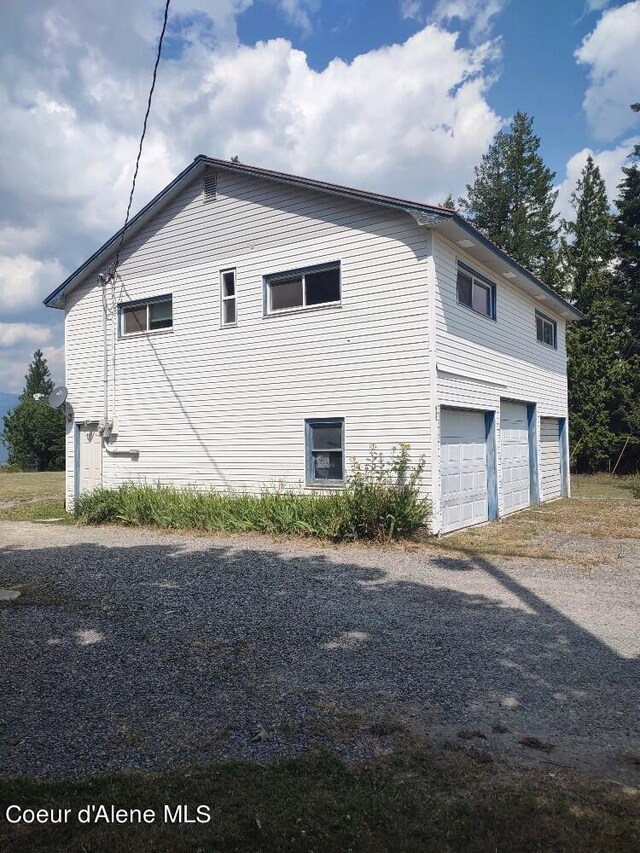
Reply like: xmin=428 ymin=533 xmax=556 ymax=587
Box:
xmin=44 ymin=157 xmax=581 ymax=533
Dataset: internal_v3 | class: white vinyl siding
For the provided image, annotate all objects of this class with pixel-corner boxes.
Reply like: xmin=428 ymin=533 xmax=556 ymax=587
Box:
xmin=63 ymin=171 xmax=432 ymax=508
xmin=540 ymin=417 xmax=562 ymax=501
xmin=433 ymin=233 xmax=568 ymax=526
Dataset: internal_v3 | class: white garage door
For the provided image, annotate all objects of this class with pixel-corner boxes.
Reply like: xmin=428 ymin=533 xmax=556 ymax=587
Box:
xmin=78 ymin=424 xmax=102 ymax=495
xmin=440 ymin=408 xmax=488 ymax=533
xmin=501 ymin=402 xmax=530 ymax=515
xmin=540 ymin=418 xmax=562 ymax=501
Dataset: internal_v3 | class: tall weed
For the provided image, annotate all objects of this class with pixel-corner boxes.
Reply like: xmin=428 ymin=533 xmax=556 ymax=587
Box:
xmin=75 ymin=445 xmax=430 ymax=541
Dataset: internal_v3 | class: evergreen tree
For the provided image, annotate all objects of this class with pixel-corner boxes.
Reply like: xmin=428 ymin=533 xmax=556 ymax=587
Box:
xmin=440 ymin=193 xmax=456 ymax=209
xmin=20 ymin=349 xmax=55 ymax=401
xmin=562 ymin=155 xmax=614 ymax=311
xmin=562 ymin=156 xmax=617 ymax=471
xmin=609 ymin=129 xmax=640 ymax=472
xmin=1 ymin=350 xmax=65 ymax=471
xmin=460 ymin=111 xmax=561 ymax=289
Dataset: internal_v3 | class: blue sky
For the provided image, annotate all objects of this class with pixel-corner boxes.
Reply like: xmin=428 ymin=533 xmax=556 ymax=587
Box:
xmin=0 ymin=0 xmax=639 ymax=393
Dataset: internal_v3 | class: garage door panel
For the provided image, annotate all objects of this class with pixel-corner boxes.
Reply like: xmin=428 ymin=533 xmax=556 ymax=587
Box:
xmin=441 ymin=409 xmax=489 ymax=533
xmin=500 ymin=402 xmax=530 ymax=515
xmin=540 ymin=418 xmax=562 ymax=501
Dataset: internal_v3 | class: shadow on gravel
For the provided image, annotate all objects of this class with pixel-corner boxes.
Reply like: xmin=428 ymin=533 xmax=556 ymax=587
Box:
xmin=0 ymin=538 xmax=638 ymax=779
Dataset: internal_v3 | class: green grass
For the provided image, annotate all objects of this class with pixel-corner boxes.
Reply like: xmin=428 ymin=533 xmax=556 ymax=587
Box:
xmin=74 ymin=480 xmax=430 ymax=542
xmin=0 ymin=471 xmax=68 ymax=522
xmin=0 ymin=470 xmax=64 ymax=503
xmin=0 ymin=498 xmax=73 ymax=523
xmin=1 ymin=744 xmax=638 ymax=853
xmin=572 ymin=473 xmax=640 ymax=500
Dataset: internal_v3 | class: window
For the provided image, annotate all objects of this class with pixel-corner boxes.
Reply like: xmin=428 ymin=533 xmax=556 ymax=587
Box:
xmin=536 ymin=311 xmax=557 ymax=348
xmin=220 ymin=268 xmax=237 ymax=326
xmin=266 ymin=263 xmax=340 ymax=314
xmin=456 ymin=264 xmax=496 ymax=320
xmin=305 ymin=418 xmax=345 ymax=485
xmin=120 ymin=296 xmax=172 ymax=336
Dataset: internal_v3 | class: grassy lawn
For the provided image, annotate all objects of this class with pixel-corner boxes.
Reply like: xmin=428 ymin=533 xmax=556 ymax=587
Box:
xmin=0 ymin=470 xmax=66 ymax=521
xmin=1 ymin=742 xmax=638 ymax=852
xmin=572 ymin=473 xmax=639 ymax=500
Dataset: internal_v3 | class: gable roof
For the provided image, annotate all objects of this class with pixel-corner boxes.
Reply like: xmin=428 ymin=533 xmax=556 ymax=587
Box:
xmin=44 ymin=155 xmax=582 ymax=320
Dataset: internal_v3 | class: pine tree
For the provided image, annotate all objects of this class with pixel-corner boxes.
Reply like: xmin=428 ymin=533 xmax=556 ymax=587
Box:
xmin=562 ymin=155 xmax=613 ymax=311
xmin=20 ymin=349 xmax=55 ymax=401
xmin=608 ymin=130 xmax=640 ymax=472
xmin=561 ymin=156 xmax=617 ymax=471
xmin=460 ymin=111 xmax=561 ymax=289
xmin=1 ymin=350 xmax=65 ymax=471
xmin=612 ymin=161 xmax=640 ymax=357
xmin=440 ymin=194 xmax=456 ymax=210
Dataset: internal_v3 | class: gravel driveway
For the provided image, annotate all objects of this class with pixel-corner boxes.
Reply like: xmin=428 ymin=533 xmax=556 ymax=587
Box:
xmin=1 ymin=521 xmax=638 ymax=782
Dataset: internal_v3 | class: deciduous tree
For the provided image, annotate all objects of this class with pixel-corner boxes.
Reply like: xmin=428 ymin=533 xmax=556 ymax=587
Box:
xmin=1 ymin=350 xmax=65 ymax=471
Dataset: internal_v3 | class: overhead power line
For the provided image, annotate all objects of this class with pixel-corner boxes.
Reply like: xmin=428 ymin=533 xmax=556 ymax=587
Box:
xmin=109 ymin=0 xmax=171 ymax=279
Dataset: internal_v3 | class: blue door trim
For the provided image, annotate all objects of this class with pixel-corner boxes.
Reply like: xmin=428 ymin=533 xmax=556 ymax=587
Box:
xmin=485 ymin=411 xmax=498 ymax=521
xmin=527 ymin=403 xmax=540 ymax=506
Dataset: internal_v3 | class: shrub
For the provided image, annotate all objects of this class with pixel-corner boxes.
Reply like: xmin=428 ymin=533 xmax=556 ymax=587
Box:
xmin=336 ymin=444 xmax=430 ymax=541
xmin=74 ymin=445 xmax=431 ymax=541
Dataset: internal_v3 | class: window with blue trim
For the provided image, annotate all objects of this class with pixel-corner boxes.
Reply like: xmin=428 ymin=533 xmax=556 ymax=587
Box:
xmin=305 ymin=418 xmax=345 ymax=484
xmin=456 ymin=263 xmax=496 ymax=320
xmin=266 ymin=262 xmax=340 ymax=314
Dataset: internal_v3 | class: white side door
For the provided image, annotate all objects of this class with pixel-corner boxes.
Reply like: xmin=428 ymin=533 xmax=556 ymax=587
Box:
xmin=440 ymin=408 xmax=488 ymax=533
xmin=501 ymin=401 xmax=530 ymax=515
xmin=78 ymin=424 xmax=102 ymax=494
xmin=540 ymin=418 xmax=562 ymax=501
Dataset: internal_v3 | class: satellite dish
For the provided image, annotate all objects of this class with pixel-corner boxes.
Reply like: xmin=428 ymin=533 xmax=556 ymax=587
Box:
xmin=48 ymin=386 xmax=68 ymax=409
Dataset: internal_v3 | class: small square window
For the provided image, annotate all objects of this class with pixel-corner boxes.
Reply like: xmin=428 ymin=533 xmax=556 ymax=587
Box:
xmin=456 ymin=265 xmax=495 ymax=320
xmin=149 ymin=299 xmax=173 ymax=330
xmin=306 ymin=418 xmax=345 ymax=484
xmin=123 ymin=306 xmax=148 ymax=335
xmin=536 ymin=311 xmax=557 ymax=348
xmin=270 ymin=277 xmax=303 ymax=311
xmin=306 ymin=268 xmax=340 ymax=305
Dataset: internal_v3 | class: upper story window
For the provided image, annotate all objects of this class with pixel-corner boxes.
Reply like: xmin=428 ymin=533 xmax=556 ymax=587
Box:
xmin=536 ymin=311 xmax=557 ymax=348
xmin=305 ymin=418 xmax=345 ymax=485
xmin=120 ymin=295 xmax=172 ymax=336
xmin=265 ymin=262 xmax=340 ymax=314
xmin=456 ymin=263 xmax=496 ymax=320
xmin=220 ymin=268 xmax=237 ymax=326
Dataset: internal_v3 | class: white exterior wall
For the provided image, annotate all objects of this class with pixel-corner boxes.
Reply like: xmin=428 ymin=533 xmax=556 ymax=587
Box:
xmin=432 ymin=233 xmax=569 ymax=527
xmin=64 ymin=171 xmax=433 ymax=507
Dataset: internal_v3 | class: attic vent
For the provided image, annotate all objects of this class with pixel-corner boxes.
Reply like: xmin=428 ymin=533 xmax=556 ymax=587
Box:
xmin=203 ymin=171 xmax=218 ymax=203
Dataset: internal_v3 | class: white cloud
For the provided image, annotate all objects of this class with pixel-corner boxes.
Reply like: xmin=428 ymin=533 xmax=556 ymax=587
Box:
xmin=0 ymin=255 xmax=66 ymax=313
xmin=401 ymin=0 xmax=423 ymax=19
xmin=585 ymin=0 xmax=613 ymax=10
xmin=0 ymin=342 xmax=64 ymax=393
xmin=575 ymin=1 xmax=640 ymax=140
xmin=406 ymin=0 xmax=510 ymax=41
xmin=0 ymin=1 xmax=506 ymax=391
xmin=555 ymin=138 xmax=638 ymax=222
xmin=274 ymin=0 xmax=319 ymax=34
xmin=0 ymin=323 xmax=53 ymax=348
